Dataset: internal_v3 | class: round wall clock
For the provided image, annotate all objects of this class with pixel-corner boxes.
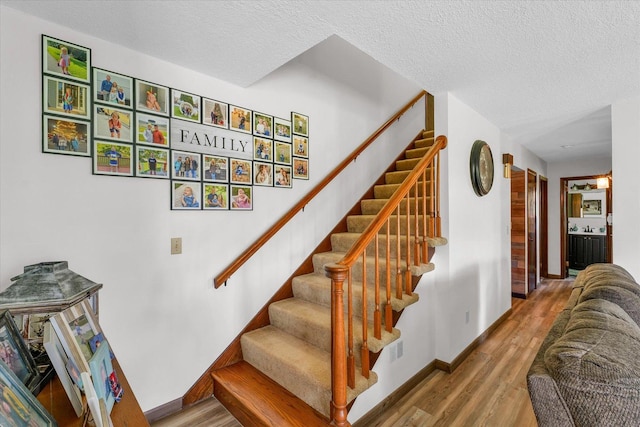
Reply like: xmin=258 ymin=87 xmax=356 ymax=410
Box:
xmin=470 ymin=140 xmax=494 ymax=196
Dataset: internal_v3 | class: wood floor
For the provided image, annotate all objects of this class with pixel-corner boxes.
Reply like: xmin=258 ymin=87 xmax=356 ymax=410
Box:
xmin=151 ymin=278 xmax=573 ymax=427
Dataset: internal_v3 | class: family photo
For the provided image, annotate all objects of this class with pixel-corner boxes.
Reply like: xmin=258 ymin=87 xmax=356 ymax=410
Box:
xmin=202 ymin=98 xmax=228 ymax=128
xmin=136 ymin=113 xmax=169 ymax=147
xmin=43 ymin=115 xmax=90 ymax=156
xmin=136 ymin=147 xmax=169 ymax=178
xmin=203 ymin=184 xmax=229 ymax=210
xmin=230 ymin=158 xmax=252 ymax=184
xmin=94 ymin=106 xmax=133 ymax=142
xmin=203 ymin=155 xmax=228 ymax=182
xmin=136 ymin=80 xmax=169 ymax=116
xmin=172 ymin=89 xmax=200 ymax=122
xmin=230 ymin=185 xmax=252 ymax=210
xmin=230 ymin=105 xmax=252 ymax=134
xmin=44 ymin=76 xmax=90 ymax=119
xmin=274 ymin=117 xmax=292 ymax=143
xmin=42 ymin=35 xmax=90 ymax=83
xmin=93 ymin=141 xmax=132 ymax=176
xmin=172 ymin=151 xmax=201 ymax=181
xmin=173 ymin=182 xmax=202 ymax=210
xmin=93 ymin=68 xmax=133 ymax=108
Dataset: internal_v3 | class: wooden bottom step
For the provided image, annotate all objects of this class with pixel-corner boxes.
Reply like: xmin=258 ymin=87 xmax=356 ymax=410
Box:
xmin=212 ymin=361 xmax=331 ymax=427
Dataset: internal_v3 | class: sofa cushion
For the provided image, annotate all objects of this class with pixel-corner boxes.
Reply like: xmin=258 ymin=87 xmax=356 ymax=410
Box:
xmin=544 ymin=298 xmax=640 ymax=426
xmin=580 ymin=263 xmax=636 ymax=288
xmin=579 ymin=279 xmax=640 ymax=326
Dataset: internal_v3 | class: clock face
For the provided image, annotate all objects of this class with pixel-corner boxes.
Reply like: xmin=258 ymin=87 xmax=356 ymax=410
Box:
xmin=470 ymin=140 xmax=494 ymax=196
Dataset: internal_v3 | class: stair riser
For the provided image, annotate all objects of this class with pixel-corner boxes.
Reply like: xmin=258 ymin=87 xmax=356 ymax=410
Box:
xmin=360 ymin=198 xmax=430 ymax=215
xmin=346 ymin=215 xmax=428 ymax=235
xmin=374 ymin=184 xmax=432 ymax=199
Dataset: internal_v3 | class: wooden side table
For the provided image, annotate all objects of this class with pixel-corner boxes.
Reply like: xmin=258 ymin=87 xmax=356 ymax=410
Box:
xmin=37 ymin=359 xmax=149 ymax=426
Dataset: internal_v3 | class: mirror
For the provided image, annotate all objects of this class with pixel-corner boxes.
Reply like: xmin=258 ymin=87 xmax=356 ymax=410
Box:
xmin=567 ymin=193 xmax=582 ymax=218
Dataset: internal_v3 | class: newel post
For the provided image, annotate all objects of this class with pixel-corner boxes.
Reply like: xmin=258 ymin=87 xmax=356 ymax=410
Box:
xmin=325 ymin=263 xmax=350 ymax=427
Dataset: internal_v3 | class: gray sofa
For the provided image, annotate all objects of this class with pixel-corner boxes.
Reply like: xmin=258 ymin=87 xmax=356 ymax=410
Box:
xmin=527 ymin=263 xmax=640 ymax=426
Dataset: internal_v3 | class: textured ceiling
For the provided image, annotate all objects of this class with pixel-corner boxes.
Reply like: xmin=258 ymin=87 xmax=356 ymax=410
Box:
xmin=4 ymin=0 xmax=639 ymax=163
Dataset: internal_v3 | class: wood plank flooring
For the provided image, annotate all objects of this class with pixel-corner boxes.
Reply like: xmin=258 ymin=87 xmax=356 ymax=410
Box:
xmin=151 ymin=278 xmax=573 ymax=426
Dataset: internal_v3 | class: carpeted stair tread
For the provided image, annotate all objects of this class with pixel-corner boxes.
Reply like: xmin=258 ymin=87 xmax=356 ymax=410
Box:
xmin=374 ymin=183 xmax=431 ymax=199
xmin=331 ymin=232 xmax=414 ymax=257
xmin=269 ymin=298 xmax=401 ymax=357
xmin=345 ymin=215 xmax=428 ymax=235
xmin=241 ymin=325 xmax=377 ymax=417
xmin=396 ymin=158 xmax=420 ymax=171
xmin=404 ymin=146 xmax=431 ymax=159
xmin=292 ymin=272 xmax=420 ymax=316
xmin=413 ymin=136 xmax=435 ymax=149
xmin=360 ymin=197 xmax=430 ymax=215
xmin=385 ymin=169 xmax=430 ymax=184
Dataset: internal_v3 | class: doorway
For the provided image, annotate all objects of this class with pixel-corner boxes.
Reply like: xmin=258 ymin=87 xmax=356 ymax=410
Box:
xmin=560 ymin=174 xmax=612 ymax=277
xmin=527 ymin=169 xmax=537 ymax=293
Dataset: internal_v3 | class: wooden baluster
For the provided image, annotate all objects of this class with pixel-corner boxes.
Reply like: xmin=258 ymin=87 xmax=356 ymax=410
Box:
xmin=422 ymin=167 xmax=428 ymax=262
xmin=347 ymin=270 xmax=355 ymax=389
xmin=430 ymin=158 xmax=435 ymax=238
xmin=360 ymin=250 xmax=369 ymax=379
xmin=436 ymin=150 xmax=442 ymax=237
xmin=324 ymin=263 xmax=349 ymax=427
xmin=374 ymin=234 xmax=381 ymax=340
xmin=396 ymin=204 xmax=402 ymax=300
xmin=405 ymin=193 xmax=412 ymax=296
xmin=413 ymin=182 xmax=420 ymax=266
xmin=385 ymin=217 xmax=392 ymax=333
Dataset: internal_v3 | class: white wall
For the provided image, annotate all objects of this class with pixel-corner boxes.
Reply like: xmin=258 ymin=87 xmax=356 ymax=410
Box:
xmin=612 ymin=97 xmax=640 ymax=280
xmin=0 ymin=5 xmax=424 ymax=412
xmin=433 ymin=94 xmax=510 ymax=361
xmin=546 ymin=157 xmax=611 ymax=276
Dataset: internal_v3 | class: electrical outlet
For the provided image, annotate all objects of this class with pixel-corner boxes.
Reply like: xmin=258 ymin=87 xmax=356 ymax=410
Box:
xmin=397 ymin=341 xmax=403 ymax=358
xmin=389 ymin=344 xmax=397 ymax=362
xmin=465 ymin=311 xmax=470 ymax=324
xmin=171 ymin=237 xmax=182 ymax=255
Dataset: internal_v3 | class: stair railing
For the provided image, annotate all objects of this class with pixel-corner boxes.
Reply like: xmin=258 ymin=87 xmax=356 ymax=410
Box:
xmin=325 ymin=134 xmax=447 ymax=426
xmin=214 ymin=90 xmax=432 ymax=288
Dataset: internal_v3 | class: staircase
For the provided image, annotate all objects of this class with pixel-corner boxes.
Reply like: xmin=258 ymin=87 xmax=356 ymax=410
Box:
xmin=211 ymin=130 xmax=447 ymax=426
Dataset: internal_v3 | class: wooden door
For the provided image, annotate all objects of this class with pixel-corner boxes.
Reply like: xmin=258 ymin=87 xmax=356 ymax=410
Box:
xmin=527 ymin=170 xmax=537 ymax=293
xmin=510 ymin=169 xmax=526 ymax=298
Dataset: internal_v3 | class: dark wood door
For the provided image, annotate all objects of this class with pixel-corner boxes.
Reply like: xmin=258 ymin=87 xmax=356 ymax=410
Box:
xmin=527 ymin=170 xmax=537 ymax=293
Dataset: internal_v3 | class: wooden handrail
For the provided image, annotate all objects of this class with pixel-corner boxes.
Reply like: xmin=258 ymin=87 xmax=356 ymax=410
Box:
xmin=338 ymin=136 xmax=447 ymax=267
xmin=214 ymin=90 xmax=429 ymax=288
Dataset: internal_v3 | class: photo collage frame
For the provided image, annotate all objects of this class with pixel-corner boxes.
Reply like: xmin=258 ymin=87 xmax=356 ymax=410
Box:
xmin=41 ymin=35 xmax=310 ymax=211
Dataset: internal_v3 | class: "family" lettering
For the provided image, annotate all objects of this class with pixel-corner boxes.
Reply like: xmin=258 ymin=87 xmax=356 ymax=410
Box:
xmin=178 ymin=129 xmax=249 ymax=153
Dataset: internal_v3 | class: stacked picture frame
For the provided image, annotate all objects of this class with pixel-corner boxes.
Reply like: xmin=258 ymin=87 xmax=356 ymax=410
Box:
xmin=41 ymin=34 xmax=311 ymax=212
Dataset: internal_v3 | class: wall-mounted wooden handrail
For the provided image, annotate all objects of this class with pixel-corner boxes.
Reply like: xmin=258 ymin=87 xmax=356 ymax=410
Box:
xmin=214 ymin=90 xmax=429 ymax=288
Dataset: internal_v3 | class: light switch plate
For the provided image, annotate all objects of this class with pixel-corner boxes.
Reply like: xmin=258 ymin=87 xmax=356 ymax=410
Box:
xmin=171 ymin=237 xmax=182 ymax=255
